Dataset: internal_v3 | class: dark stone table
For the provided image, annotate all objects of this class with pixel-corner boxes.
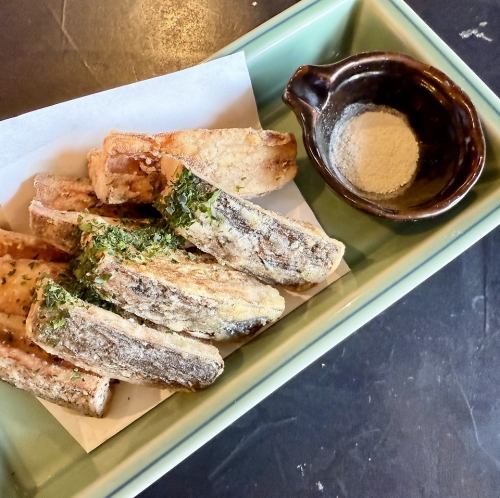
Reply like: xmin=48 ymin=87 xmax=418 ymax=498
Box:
xmin=1 ymin=1 xmax=499 ymax=496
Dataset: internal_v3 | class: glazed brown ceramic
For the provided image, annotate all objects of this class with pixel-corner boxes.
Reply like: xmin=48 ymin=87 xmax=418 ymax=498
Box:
xmin=283 ymin=51 xmax=486 ymax=220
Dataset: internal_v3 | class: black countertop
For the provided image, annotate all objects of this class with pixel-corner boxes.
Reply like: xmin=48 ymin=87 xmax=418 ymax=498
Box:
xmin=1 ymin=1 xmax=499 ymax=496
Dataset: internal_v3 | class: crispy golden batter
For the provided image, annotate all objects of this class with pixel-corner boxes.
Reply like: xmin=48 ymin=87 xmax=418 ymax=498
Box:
xmin=34 ymin=173 xmax=153 ymax=218
xmin=88 ymin=128 xmax=297 ymax=203
xmin=0 ymin=256 xmax=67 ymax=315
xmin=0 ymin=228 xmax=70 ymax=261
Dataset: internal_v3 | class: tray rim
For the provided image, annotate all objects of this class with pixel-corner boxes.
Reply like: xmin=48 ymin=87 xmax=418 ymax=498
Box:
xmin=212 ymin=0 xmax=499 ymax=119
xmin=11 ymin=0 xmax=499 ymax=496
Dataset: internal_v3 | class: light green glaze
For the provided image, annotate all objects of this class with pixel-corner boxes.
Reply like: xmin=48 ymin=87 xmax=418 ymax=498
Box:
xmin=1 ymin=0 xmax=499 ymax=496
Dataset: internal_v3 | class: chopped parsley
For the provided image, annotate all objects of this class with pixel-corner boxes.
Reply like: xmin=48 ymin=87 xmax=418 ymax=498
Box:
xmin=40 ymin=280 xmax=75 ymax=332
xmin=37 ymin=276 xmax=115 ymax=338
xmin=37 ymin=217 xmax=183 ymax=333
xmin=72 ymin=218 xmax=181 ymax=296
xmin=43 ymin=280 xmax=76 ymax=308
xmin=50 ymin=316 xmax=67 ymax=329
xmin=155 ymin=169 xmax=221 ymax=228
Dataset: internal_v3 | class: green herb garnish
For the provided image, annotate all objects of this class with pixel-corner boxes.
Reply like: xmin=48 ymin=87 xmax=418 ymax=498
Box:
xmin=50 ymin=315 xmax=67 ymax=329
xmin=35 ymin=274 xmax=116 ymax=340
xmin=39 ymin=280 xmax=75 ymax=332
xmin=235 ymin=176 xmax=248 ymax=192
xmin=72 ymin=218 xmax=180 ymax=291
xmin=43 ymin=280 xmax=76 ymax=308
xmin=155 ymin=169 xmax=221 ymax=228
xmin=37 ymin=218 xmax=182 ymax=332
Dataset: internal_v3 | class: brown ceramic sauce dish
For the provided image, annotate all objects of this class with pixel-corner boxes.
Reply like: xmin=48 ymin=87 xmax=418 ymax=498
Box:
xmin=283 ymin=51 xmax=486 ymax=220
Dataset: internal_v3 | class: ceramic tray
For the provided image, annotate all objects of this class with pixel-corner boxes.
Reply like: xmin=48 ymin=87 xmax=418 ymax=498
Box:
xmin=1 ymin=0 xmax=499 ymax=496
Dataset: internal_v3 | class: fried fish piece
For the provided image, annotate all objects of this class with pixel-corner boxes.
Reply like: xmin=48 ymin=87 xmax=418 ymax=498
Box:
xmin=88 ymin=128 xmax=297 ymax=203
xmin=0 ymin=228 xmax=70 ymax=261
xmin=29 ymin=200 xmax=96 ymax=253
xmin=77 ymin=222 xmax=285 ymax=340
xmin=27 ymin=280 xmax=224 ymax=390
xmin=156 ymin=170 xmax=345 ymax=287
xmin=29 ymin=200 xmax=150 ymax=254
xmin=0 ymin=256 xmax=67 ymax=315
xmin=33 ymin=173 xmax=157 ymax=218
xmin=0 ymin=312 xmax=111 ymax=417
xmin=34 ymin=174 xmax=105 ymax=212
xmin=89 ymin=249 xmax=285 ymax=341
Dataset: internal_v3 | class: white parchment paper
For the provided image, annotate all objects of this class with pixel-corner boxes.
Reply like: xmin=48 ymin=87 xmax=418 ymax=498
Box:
xmin=0 ymin=52 xmax=349 ymax=452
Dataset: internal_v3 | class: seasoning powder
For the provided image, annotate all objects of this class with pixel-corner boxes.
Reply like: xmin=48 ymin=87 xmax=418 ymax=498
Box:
xmin=329 ymin=104 xmax=419 ymax=197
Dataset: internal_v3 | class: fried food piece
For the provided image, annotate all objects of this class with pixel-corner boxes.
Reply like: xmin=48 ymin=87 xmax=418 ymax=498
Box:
xmin=88 ymin=128 xmax=297 ymax=203
xmin=156 ymin=170 xmax=345 ymax=286
xmin=0 ymin=312 xmax=111 ymax=417
xmin=0 ymin=228 xmax=70 ymax=261
xmin=87 ymin=246 xmax=285 ymax=340
xmin=29 ymin=201 xmax=148 ymax=254
xmin=33 ymin=174 xmax=155 ymax=218
xmin=27 ymin=280 xmax=224 ymax=390
xmin=0 ymin=256 xmax=67 ymax=315
xmin=29 ymin=200 xmax=92 ymax=253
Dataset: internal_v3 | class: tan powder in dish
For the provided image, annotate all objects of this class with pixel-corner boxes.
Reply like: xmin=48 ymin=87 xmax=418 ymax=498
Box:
xmin=329 ymin=104 xmax=419 ymax=197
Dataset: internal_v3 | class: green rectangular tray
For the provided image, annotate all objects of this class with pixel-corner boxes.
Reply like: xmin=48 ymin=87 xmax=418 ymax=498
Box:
xmin=1 ymin=0 xmax=499 ymax=496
